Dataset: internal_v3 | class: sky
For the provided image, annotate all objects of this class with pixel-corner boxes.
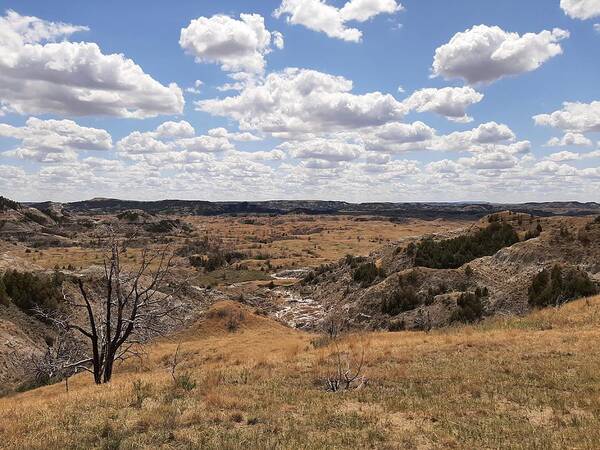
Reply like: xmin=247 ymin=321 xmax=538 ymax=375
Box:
xmin=0 ymin=0 xmax=599 ymax=203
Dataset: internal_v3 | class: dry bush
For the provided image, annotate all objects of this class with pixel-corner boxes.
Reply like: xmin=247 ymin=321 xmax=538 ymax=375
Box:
xmin=320 ymin=334 xmax=369 ymax=392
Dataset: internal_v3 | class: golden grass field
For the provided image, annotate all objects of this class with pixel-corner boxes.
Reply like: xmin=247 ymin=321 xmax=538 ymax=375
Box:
xmin=4 ymin=215 xmax=466 ymax=282
xmin=2 ymin=295 xmax=600 ymax=449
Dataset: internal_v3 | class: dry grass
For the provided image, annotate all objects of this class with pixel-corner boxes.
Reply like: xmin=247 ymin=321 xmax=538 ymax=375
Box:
xmin=184 ymin=215 xmax=464 ymax=270
xmin=4 ymin=215 xmax=466 ymax=286
xmin=2 ymin=297 xmax=600 ymax=449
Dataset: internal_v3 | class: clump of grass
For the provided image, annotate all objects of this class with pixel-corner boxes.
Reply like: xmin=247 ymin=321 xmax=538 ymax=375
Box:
xmin=130 ymin=379 xmax=152 ymax=408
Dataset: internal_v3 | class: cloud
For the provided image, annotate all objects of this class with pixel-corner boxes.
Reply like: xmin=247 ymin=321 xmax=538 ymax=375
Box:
xmin=595 ymin=23 xmax=600 ymax=32
xmin=273 ymin=0 xmax=402 ymax=42
xmin=0 ymin=117 xmax=112 ymax=162
xmin=180 ymin=14 xmax=282 ymax=74
xmin=546 ymin=132 xmax=593 ymax=147
xmin=402 ymin=86 xmax=483 ymax=122
xmin=365 ymin=153 xmax=391 ymax=164
xmin=236 ymin=149 xmax=286 ymax=161
xmin=547 ymin=151 xmax=580 ymax=162
xmin=207 ymin=127 xmax=262 ymax=142
xmin=430 ymin=121 xmax=516 ymax=151
xmin=363 ymin=121 xmax=435 ymax=153
xmin=177 ymin=136 xmax=234 ymax=153
xmin=560 ymin=0 xmax=600 ymax=20
xmin=273 ymin=31 xmax=285 ymax=49
xmin=532 ymin=160 xmax=579 ymax=176
xmin=216 ymin=72 xmax=252 ymax=92
xmin=0 ymin=10 xmax=184 ymax=118
xmin=339 ymin=0 xmax=404 ymax=22
xmin=280 ymin=137 xmax=364 ymax=161
xmin=459 ymin=152 xmax=518 ymax=170
xmin=116 ymin=132 xmax=172 ymax=155
xmin=360 ymin=159 xmax=419 ymax=176
xmin=198 ymin=68 xmax=407 ymax=136
xmin=186 ymin=80 xmax=203 ymax=95
xmin=116 ymin=122 xmax=260 ymax=160
xmin=426 ymin=159 xmax=463 ymax=175
xmin=547 ymin=149 xmax=600 ymax=161
xmin=155 ymin=121 xmax=195 ymax=139
xmin=432 ymin=25 xmax=569 ymax=84
xmin=534 ymin=101 xmax=600 ymax=133
xmin=301 ymin=159 xmax=345 ymax=169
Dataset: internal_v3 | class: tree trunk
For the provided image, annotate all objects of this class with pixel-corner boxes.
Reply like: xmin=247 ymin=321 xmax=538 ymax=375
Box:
xmin=103 ymin=353 xmax=114 ymax=383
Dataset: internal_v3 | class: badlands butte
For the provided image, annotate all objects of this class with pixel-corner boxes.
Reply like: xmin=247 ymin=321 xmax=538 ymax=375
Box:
xmin=0 ymin=196 xmax=600 ymax=448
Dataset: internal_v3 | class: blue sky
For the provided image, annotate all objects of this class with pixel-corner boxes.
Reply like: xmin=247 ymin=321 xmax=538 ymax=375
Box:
xmin=0 ymin=0 xmax=599 ymax=202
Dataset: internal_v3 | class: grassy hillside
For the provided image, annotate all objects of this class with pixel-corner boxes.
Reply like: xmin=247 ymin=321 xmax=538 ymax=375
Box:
xmin=1 ymin=297 xmax=600 ymax=449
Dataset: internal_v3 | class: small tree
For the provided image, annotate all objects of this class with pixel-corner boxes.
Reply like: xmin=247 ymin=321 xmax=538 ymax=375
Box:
xmin=37 ymin=233 xmax=182 ymax=384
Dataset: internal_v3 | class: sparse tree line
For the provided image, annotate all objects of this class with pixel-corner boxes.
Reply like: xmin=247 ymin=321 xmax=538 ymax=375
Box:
xmin=178 ymin=236 xmax=270 ymax=272
xmin=409 ymin=221 xmax=520 ymax=270
xmin=0 ymin=196 xmax=20 ymax=212
xmin=528 ymin=265 xmax=597 ymax=308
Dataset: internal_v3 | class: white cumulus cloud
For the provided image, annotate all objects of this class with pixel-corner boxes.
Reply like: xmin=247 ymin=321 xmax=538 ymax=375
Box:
xmin=560 ymin=0 xmax=600 ymax=20
xmin=0 ymin=10 xmax=184 ymax=118
xmin=546 ymin=132 xmax=593 ymax=147
xmin=534 ymin=101 xmax=600 ymax=133
xmin=180 ymin=14 xmax=282 ymax=74
xmin=432 ymin=25 xmax=569 ymax=84
xmin=273 ymin=0 xmax=402 ymax=42
xmin=155 ymin=121 xmax=196 ymax=139
xmin=117 ymin=122 xmax=235 ymax=157
xmin=402 ymin=86 xmax=483 ymax=122
xmin=280 ymin=137 xmax=364 ymax=161
xmin=198 ymin=68 xmax=408 ymax=136
xmin=363 ymin=121 xmax=435 ymax=153
xmin=0 ymin=117 xmax=112 ymax=162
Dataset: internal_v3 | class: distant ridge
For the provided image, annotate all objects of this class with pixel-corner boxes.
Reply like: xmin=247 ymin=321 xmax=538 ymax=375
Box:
xmin=24 ymin=198 xmax=600 ymax=220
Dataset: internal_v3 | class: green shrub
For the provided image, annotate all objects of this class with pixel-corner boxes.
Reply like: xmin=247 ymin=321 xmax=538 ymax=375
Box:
xmin=174 ymin=373 xmax=196 ymax=391
xmin=382 ymin=286 xmax=420 ymax=315
xmin=303 ymin=263 xmax=333 ymax=284
xmin=189 ymin=250 xmax=247 ymax=271
xmin=451 ymin=292 xmax=483 ymax=323
xmin=344 ymin=254 xmax=366 ymax=268
xmin=413 ymin=222 xmax=519 ymax=269
xmin=388 ymin=319 xmax=406 ymax=331
xmin=144 ymin=220 xmax=175 ymax=233
xmin=0 ymin=278 xmax=9 ymax=306
xmin=353 ymin=262 xmax=386 ymax=287
xmin=528 ymin=265 xmax=597 ymax=308
xmin=130 ymin=379 xmax=152 ymax=408
xmin=1 ymin=270 xmax=64 ymax=313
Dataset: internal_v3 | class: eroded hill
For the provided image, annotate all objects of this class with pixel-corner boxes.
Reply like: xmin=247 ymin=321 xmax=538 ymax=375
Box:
xmin=291 ymin=212 xmax=600 ymax=331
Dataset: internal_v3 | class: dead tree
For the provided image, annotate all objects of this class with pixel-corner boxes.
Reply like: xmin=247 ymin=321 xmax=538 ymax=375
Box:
xmin=325 ymin=340 xmax=367 ymax=392
xmin=169 ymin=342 xmax=183 ymax=383
xmin=26 ymin=333 xmax=88 ymax=391
xmin=38 ymin=233 xmax=182 ymax=384
xmin=323 ymin=314 xmax=342 ymax=340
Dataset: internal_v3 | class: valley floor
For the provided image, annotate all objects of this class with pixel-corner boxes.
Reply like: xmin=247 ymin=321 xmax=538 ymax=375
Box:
xmin=1 ymin=297 xmax=600 ymax=449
